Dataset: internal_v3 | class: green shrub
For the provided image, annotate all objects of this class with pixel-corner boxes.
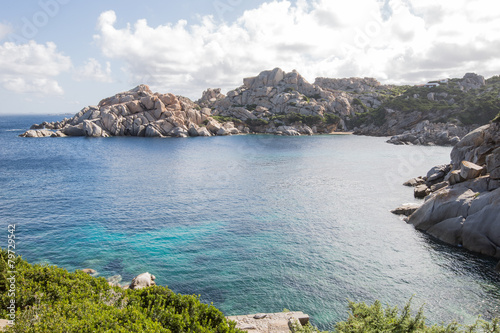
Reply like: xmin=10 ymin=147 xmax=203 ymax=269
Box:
xmin=211 ymin=115 xmax=243 ymax=125
xmin=245 ymin=119 xmax=269 ymax=127
xmin=246 ymin=104 xmax=258 ymax=111
xmin=325 ymin=113 xmax=340 ymax=125
xmin=0 ymin=249 xmax=242 ymax=333
xmin=352 ymin=98 xmax=368 ymax=112
xmin=493 ymin=111 xmax=500 ymax=123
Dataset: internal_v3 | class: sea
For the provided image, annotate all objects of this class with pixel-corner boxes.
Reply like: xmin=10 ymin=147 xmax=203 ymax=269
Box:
xmin=1 ymin=115 xmax=499 ymax=330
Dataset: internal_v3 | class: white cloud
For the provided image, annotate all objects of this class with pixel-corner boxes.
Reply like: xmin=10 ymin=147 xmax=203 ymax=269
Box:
xmin=0 ymin=23 xmax=12 ymax=40
xmin=93 ymin=0 xmax=500 ymax=99
xmin=0 ymin=41 xmax=71 ymax=95
xmin=74 ymin=58 xmax=113 ymax=83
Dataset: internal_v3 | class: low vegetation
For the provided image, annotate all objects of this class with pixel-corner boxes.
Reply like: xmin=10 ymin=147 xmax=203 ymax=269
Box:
xmin=0 ymin=249 xmax=242 ymax=332
xmin=294 ymin=299 xmax=499 ymax=333
xmin=1 ymin=251 xmax=498 ymax=332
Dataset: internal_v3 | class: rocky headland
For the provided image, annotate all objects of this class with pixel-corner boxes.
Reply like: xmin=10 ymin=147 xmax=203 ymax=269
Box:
xmin=21 ymin=69 xmax=500 ymax=145
xmin=393 ymin=120 xmax=500 ymax=267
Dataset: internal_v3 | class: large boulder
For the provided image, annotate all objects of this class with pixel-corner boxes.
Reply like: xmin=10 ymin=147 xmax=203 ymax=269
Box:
xmin=19 ymin=129 xmax=55 ymax=138
xmin=129 ymin=272 xmax=156 ymax=290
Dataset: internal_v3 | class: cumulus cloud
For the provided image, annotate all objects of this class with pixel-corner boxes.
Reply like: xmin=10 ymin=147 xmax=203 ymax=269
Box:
xmin=93 ymin=0 xmax=500 ymax=99
xmin=74 ymin=58 xmax=113 ymax=83
xmin=0 ymin=41 xmax=71 ymax=95
xmin=0 ymin=23 xmax=12 ymax=41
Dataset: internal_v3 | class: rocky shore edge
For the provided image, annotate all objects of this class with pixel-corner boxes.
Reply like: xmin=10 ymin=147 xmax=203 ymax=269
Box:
xmin=392 ymin=121 xmax=500 ymax=268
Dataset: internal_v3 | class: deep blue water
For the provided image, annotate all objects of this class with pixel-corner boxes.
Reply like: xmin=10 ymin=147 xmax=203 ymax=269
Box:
xmin=1 ymin=115 xmax=500 ymax=330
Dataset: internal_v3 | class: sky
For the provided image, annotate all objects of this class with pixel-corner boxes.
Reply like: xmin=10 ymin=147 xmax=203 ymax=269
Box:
xmin=0 ymin=0 xmax=499 ymax=115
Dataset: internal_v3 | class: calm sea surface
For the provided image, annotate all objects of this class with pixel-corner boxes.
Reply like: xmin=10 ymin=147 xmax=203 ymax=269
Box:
xmin=1 ymin=115 xmax=499 ymax=330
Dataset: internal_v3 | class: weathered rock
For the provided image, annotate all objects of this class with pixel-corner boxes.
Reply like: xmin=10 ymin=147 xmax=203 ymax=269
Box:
xmin=391 ymin=203 xmax=421 ymax=216
xmin=460 ymin=161 xmax=484 ymax=180
xmin=196 ymin=127 xmax=212 ymax=137
xmin=430 ymin=181 xmax=449 ymax=192
xmin=83 ymin=120 xmax=106 ymax=137
xmin=129 ymin=272 xmax=156 ymax=290
xmin=170 ymin=127 xmax=188 ymax=138
xmin=426 ymin=216 xmax=464 ymax=246
xmin=145 ymin=124 xmax=163 ymax=137
xmin=19 ymin=129 xmax=55 ymax=138
xmin=404 ymin=123 xmax=500 ymax=259
xmin=448 ymin=170 xmax=464 ymax=185
xmin=427 ymin=164 xmax=451 ymax=184
xmin=81 ymin=268 xmax=96 ymax=275
xmin=414 ymin=185 xmax=430 ymax=198
xmin=403 ymin=177 xmax=426 ymax=187
xmin=206 ymin=118 xmax=222 ymax=134
xmin=408 ymin=185 xmax=476 ymax=231
xmin=62 ymin=124 xmax=85 ymax=136
xmin=487 ymin=148 xmax=500 ymax=179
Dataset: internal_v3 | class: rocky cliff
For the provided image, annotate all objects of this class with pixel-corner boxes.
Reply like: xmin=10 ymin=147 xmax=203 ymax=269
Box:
xmin=23 ymin=85 xmax=219 ymax=138
xmin=393 ymin=120 xmax=500 ymax=266
xmin=21 ymin=69 xmax=500 ymax=143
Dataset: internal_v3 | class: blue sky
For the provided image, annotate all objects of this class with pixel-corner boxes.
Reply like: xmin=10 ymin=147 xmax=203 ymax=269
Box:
xmin=0 ymin=0 xmax=499 ymax=115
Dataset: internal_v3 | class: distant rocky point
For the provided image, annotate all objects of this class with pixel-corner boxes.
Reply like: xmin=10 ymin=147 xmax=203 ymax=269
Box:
xmin=21 ymin=68 xmax=500 ymax=146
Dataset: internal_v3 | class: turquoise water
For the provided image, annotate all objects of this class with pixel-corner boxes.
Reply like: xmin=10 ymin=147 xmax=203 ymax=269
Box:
xmin=1 ymin=115 xmax=500 ymax=330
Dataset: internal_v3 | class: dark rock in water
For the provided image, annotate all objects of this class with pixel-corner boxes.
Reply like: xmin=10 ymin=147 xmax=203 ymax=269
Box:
xmin=414 ymin=185 xmax=430 ymax=198
xmin=403 ymin=177 xmax=426 ymax=187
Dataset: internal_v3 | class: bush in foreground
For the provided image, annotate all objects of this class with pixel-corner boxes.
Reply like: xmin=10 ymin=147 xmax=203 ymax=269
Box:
xmin=293 ymin=299 xmax=499 ymax=333
xmin=0 ymin=249 xmax=242 ymax=332
xmin=1 ymin=250 xmax=499 ymax=332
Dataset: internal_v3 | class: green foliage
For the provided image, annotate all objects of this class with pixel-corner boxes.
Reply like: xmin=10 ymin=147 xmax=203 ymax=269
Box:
xmin=246 ymin=104 xmax=258 ymax=111
xmin=268 ymin=113 xmax=340 ymax=127
xmin=324 ymin=113 xmax=341 ymax=125
xmin=493 ymin=111 xmax=500 ymax=123
xmin=333 ymin=299 xmax=500 ymax=333
xmin=302 ymin=95 xmax=310 ymax=103
xmin=458 ymin=89 xmax=500 ymax=125
xmin=0 ymin=249 xmax=242 ymax=333
xmin=352 ymin=98 xmax=368 ymax=112
xmin=211 ymin=115 xmax=243 ymax=125
xmin=371 ymin=78 xmax=500 ymax=126
xmin=349 ymin=107 xmax=386 ymax=128
xmin=245 ymin=118 xmax=269 ymax=127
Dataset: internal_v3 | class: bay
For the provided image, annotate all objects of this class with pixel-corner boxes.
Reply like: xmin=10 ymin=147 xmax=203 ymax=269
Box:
xmin=1 ymin=115 xmax=499 ymax=330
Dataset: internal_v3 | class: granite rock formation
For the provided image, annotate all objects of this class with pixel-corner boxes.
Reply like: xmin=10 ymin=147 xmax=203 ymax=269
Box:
xmin=394 ymin=122 xmax=500 ymax=262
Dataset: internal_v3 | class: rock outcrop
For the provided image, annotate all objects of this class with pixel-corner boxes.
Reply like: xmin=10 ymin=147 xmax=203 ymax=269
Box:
xmin=22 ymin=85 xmax=213 ymax=138
xmin=394 ymin=122 xmax=500 ymax=261
xmin=209 ymin=68 xmax=348 ymax=135
xmin=20 ymin=70 xmax=498 ymax=144
xmin=314 ymin=77 xmax=391 ymax=93
xmin=129 ymin=272 xmax=156 ymax=290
